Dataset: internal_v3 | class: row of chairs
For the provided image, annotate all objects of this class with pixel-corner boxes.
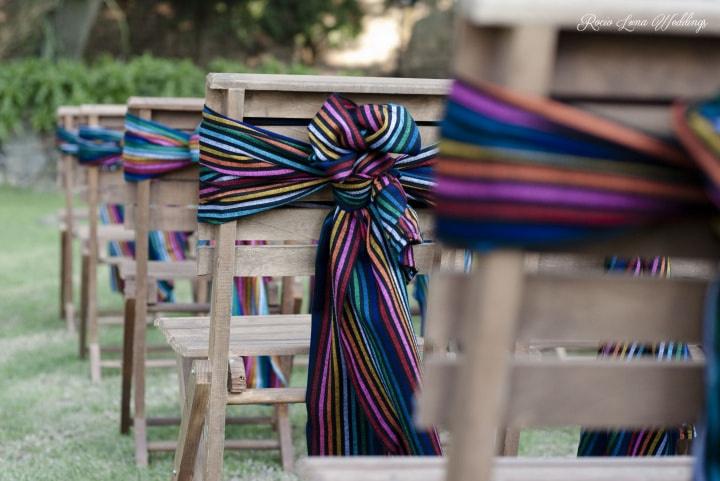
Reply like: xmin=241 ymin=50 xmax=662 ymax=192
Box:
xmin=56 ymin=17 xmax=718 ymax=479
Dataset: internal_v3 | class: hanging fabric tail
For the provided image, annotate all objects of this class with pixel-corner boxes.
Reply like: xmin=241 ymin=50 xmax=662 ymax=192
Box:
xmin=414 ymin=275 xmax=429 ymax=335
xmin=198 ymin=97 xmax=441 ymax=456
xmin=99 ymin=203 xmax=135 ymax=292
xmin=231 ymin=262 xmax=287 ymax=388
xmin=578 ymin=256 xmax=695 ymax=456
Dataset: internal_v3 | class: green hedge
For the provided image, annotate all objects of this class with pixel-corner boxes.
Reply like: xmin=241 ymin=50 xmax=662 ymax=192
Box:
xmin=0 ymin=55 xmax=317 ymax=141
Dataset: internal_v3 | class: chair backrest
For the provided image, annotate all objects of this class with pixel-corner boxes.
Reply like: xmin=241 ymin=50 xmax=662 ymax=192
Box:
xmin=197 ymin=74 xmax=449 ymax=279
xmin=56 ymin=104 xmax=127 ymax=202
xmin=123 ymin=97 xmax=204 ymax=234
xmin=78 ymin=104 xmax=128 ymax=206
xmin=121 ymin=97 xmax=204 ymax=302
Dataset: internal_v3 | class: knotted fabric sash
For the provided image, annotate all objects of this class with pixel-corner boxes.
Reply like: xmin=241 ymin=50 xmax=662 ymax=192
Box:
xmin=436 ymin=80 xmax=710 ymax=249
xmin=123 ymin=113 xmax=199 ymax=181
xmin=437 ymin=80 xmax=717 ymax=479
xmin=57 ymin=126 xmax=123 ymax=168
xmin=122 ymin=113 xmax=279 ymax=386
xmin=198 ymin=95 xmax=441 ymax=455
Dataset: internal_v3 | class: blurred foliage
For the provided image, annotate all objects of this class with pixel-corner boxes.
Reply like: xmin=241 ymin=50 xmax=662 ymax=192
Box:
xmin=0 ymin=1 xmax=364 ymax=64
xmin=108 ymin=0 xmax=364 ymax=62
xmin=0 ymin=54 xmax=317 ymax=141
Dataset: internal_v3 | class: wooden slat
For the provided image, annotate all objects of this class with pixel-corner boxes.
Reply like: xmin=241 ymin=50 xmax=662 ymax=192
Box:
xmin=241 ymin=91 xmax=445 ymax=122
xmin=197 ymin=242 xmax=439 ymax=276
xmin=226 ymin=387 xmax=306 ymax=405
xmin=123 ymin=205 xmax=197 ymax=231
xmin=208 ymin=74 xmax=450 ymax=96
xmin=75 ymin=224 xmax=135 ymax=242
xmin=125 ymin=178 xmax=198 ymax=207
xmin=156 ymin=314 xmax=309 ymax=330
xmin=507 ymin=358 xmax=704 ymax=427
xmin=523 ymin=253 xmax=719 ymax=280
xmin=79 ymin=104 xmax=127 ymax=116
xmin=419 ymin=357 xmax=704 ymax=428
xmin=127 ymin=97 xmax=205 ymax=111
xmin=197 ymin=208 xmax=434 ymax=242
xmin=119 ymin=259 xmax=197 ymax=279
xmin=518 ymin=275 xmax=707 ymax=344
xmin=297 ymin=456 xmax=693 ymax=481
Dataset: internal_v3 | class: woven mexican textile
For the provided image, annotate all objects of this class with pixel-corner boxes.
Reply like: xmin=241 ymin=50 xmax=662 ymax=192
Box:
xmin=122 ymin=113 xmax=199 ymax=181
xmin=198 ymin=96 xmax=441 ymax=455
xmin=57 ymin=126 xmax=123 ymax=168
xmin=674 ymin=97 xmax=720 ymax=207
xmin=232 ymin=274 xmax=287 ymax=388
xmin=578 ymin=256 xmax=695 ymax=457
xmin=99 ymin=204 xmax=135 ymax=293
xmin=435 ymin=80 xmax=709 ymax=249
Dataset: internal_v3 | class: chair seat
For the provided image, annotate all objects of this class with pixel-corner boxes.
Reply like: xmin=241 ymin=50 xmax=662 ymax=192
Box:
xmin=155 ymin=314 xmax=312 ymax=357
xmin=156 ymin=315 xmax=425 ymax=359
xmin=296 ymin=456 xmax=693 ymax=481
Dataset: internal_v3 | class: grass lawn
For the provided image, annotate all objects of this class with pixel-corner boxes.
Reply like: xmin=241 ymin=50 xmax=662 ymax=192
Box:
xmin=0 ymin=185 xmax=578 ymax=481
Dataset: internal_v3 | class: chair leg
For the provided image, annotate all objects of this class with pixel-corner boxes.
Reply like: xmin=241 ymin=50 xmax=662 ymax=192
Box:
xmin=59 ymin=230 xmax=66 ymax=320
xmin=173 ymin=360 xmax=211 ymax=481
xmin=87 ymin=245 xmax=101 ymax=383
xmin=120 ymin=298 xmax=136 ymax=435
xmin=275 ymin=404 xmax=294 ymax=471
xmin=79 ymin=253 xmax=89 ymax=359
xmin=133 ymin=300 xmax=149 ymax=467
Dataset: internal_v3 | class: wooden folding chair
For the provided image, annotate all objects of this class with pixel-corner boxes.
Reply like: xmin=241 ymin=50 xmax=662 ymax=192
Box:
xmin=299 ymin=221 xmax=716 ymax=481
xmin=56 ymin=104 xmax=137 ymax=379
xmin=76 ymin=105 xmax=138 ymax=382
xmin=119 ymin=96 xmax=301 ymax=465
xmin=154 ymin=74 xmax=453 ymax=481
xmin=118 ymin=97 xmax=208 ymax=464
xmin=57 ymin=105 xmax=85 ymax=332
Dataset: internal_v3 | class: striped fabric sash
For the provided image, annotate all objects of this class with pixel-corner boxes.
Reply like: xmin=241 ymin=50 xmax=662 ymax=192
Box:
xmin=198 ymin=95 xmax=441 ymax=455
xmin=578 ymin=257 xmax=695 ymax=457
xmin=57 ymin=126 xmax=123 ymax=168
xmin=99 ymin=204 xmax=135 ymax=293
xmin=122 ymin=113 xmax=199 ymax=181
xmin=674 ymin=97 xmax=720 ymax=207
xmin=436 ymin=80 xmax=710 ymax=249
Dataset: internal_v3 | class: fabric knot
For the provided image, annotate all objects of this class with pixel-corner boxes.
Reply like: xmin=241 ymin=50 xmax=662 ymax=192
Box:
xmin=306 ymin=94 xmax=422 ymax=211
xmin=123 ymin=113 xmax=199 ymax=182
xmin=56 ymin=125 xmax=123 ymax=168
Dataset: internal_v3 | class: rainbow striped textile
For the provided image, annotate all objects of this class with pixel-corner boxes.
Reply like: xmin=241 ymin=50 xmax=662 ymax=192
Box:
xmin=57 ymin=126 xmax=123 ymax=168
xmin=198 ymin=95 xmax=441 ymax=455
xmin=122 ymin=113 xmax=199 ymax=181
xmin=435 ymin=80 xmax=710 ymax=249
